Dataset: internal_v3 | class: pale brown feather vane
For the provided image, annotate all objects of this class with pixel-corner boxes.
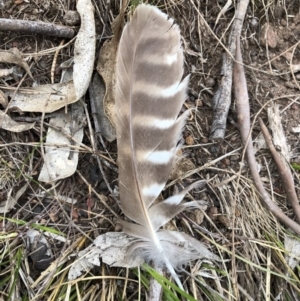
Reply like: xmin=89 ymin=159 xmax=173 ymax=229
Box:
xmin=115 ymin=4 xmax=218 ymax=287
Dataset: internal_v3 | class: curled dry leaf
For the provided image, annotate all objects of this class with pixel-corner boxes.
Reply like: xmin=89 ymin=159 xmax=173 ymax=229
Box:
xmin=0 ymin=110 xmax=35 ymax=132
xmin=7 ymin=81 xmax=76 ymax=113
xmin=0 ymin=48 xmax=33 ymax=79
xmin=73 ymin=0 xmax=96 ymax=100
xmin=95 ymin=10 xmax=125 ymax=140
xmin=38 ymin=101 xmax=85 ymax=183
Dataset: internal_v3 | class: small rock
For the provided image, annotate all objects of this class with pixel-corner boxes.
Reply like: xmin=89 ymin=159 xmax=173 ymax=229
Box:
xmin=185 ymin=135 xmax=194 ymax=145
xmin=235 ymin=208 xmax=241 ymax=217
xmin=208 ymin=207 xmax=218 ymax=221
xmin=196 ymin=99 xmax=203 ymax=107
xmin=63 ymin=10 xmax=80 ymax=26
xmin=260 ymin=24 xmax=278 ymax=48
xmin=222 ymin=158 xmax=230 ymax=167
xmin=205 ymin=77 xmax=215 ymax=88
xmin=280 ymin=19 xmax=287 ymax=26
xmin=194 ymin=209 xmax=205 ymax=225
xmin=217 ymin=214 xmax=230 ymax=228
xmin=249 ymin=17 xmax=259 ymax=29
xmin=294 ymin=13 xmax=300 ymax=25
xmin=285 ymin=81 xmax=295 ymax=89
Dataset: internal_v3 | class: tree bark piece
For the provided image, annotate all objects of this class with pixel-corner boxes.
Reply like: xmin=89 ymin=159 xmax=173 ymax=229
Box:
xmin=210 ymin=0 xmax=249 ymax=140
xmin=234 ymin=37 xmax=300 ymax=235
xmin=259 ymin=117 xmax=300 ymax=223
xmin=0 ymin=18 xmax=76 ymax=39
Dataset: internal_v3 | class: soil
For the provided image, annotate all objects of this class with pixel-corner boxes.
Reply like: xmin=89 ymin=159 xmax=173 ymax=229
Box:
xmin=0 ymin=1 xmax=300 ymax=300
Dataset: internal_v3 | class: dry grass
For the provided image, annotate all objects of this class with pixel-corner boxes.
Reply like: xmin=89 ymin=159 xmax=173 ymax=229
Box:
xmin=1 ymin=0 xmax=300 ymax=300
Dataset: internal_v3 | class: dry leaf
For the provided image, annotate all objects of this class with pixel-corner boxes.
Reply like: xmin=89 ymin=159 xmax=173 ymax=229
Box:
xmin=284 ymin=234 xmax=300 ymax=270
xmin=89 ymin=73 xmax=116 ymax=141
xmin=96 ymin=10 xmax=125 ymax=137
xmin=0 ymin=67 xmax=14 ymax=78
xmin=0 ymin=183 xmax=28 ymax=213
xmin=73 ymin=0 xmax=96 ymax=100
xmin=68 ymin=232 xmax=142 ymax=280
xmin=38 ymin=101 xmax=85 ymax=183
xmin=0 ymin=110 xmax=35 ymax=132
xmin=0 ymin=48 xmax=33 ymax=79
xmin=7 ymin=81 xmax=77 ymax=113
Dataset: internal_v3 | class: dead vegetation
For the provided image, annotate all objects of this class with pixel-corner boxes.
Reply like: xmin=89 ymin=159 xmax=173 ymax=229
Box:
xmin=1 ymin=0 xmax=300 ymax=300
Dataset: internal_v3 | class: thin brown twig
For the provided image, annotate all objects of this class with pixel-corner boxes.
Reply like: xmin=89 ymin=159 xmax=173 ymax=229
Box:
xmin=259 ymin=117 xmax=300 ymax=223
xmin=233 ymin=36 xmax=300 ymax=235
xmin=0 ymin=18 xmax=76 ymax=39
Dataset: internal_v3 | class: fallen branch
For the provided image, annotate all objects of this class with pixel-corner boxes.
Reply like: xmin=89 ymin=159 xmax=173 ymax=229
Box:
xmin=210 ymin=0 xmax=249 ymax=140
xmin=234 ymin=36 xmax=300 ymax=235
xmin=0 ymin=18 xmax=76 ymax=39
xmin=259 ymin=117 xmax=300 ymax=223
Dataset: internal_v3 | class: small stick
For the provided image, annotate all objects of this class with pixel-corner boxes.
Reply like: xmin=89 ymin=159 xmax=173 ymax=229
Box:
xmin=234 ymin=36 xmax=300 ymax=235
xmin=259 ymin=117 xmax=300 ymax=222
xmin=210 ymin=0 xmax=249 ymax=140
xmin=0 ymin=18 xmax=76 ymax=39
xmin=51 ymin=39 xmax=65 ymax=84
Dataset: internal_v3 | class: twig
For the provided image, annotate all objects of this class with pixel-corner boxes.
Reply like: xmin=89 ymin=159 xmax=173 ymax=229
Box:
xmin=233 ymin=36 xmax=300 ymax=235
xmin=259 ymin=117 xmax=300 ymax=222
xmin=0 ymin=18 xmax=76 ymax=39
xmin=210 ymin=0 xmax=249 ymax=140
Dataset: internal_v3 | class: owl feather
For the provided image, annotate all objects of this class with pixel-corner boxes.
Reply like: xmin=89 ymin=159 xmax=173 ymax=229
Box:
xmin=115 ymin=4 xmax=217 ymax=288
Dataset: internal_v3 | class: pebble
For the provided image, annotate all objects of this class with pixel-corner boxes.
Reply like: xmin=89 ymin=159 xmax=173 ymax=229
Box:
xmin=260 ymin=24 xmax=278 ymax=48
xmin=285 ymin=81 xmax=295 ymax=89
xmin=63 ymin=10 xmax=80 ymax=26
xmin=205 ymin=77 xmax=215 ymax=88
xmin=185 ymin=135 xmax=194 ymax=145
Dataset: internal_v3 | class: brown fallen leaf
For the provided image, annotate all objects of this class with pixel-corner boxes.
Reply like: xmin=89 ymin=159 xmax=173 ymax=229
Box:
xmin=89 ymin=72 xmax=116 ymax=141
xmin=96 ymin=9 xmax=125 ymax=139
xmin=0 ymin=48 xmax=33 ymax=79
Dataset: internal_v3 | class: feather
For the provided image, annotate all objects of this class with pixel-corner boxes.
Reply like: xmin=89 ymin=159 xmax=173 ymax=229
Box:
xmin=115 ymin=4 xmax=217 ymax=287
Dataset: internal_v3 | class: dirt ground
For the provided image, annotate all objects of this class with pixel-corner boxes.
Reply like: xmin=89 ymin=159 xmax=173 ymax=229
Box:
xmin=1 ymin=0 xmax=300 ymax=300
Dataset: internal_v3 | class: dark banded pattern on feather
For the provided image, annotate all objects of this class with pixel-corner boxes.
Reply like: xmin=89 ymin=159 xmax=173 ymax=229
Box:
xmin=115 ymin=4 xmax=218 ymax=288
